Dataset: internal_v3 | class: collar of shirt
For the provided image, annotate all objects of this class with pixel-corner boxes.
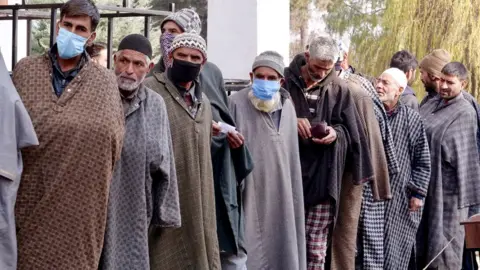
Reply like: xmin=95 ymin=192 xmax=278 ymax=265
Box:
xmin=178 ymin=82 xmax=198 ymax=104
xmin=49 ymin=44 xmax=87 ymax=77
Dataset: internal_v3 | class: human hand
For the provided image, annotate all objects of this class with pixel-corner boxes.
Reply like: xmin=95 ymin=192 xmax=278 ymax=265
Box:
xmin=409 ymin=197 xmax=423 ymax=211
xmin=298 ymin=118 xmax=312 ymax=139
xmin=311 ymin=126 xmax=337 ymax=145
xmin=212 ymin=121 xmax=221 ymax=137
xmin=227 ymin=131 xmax=244 ymax=149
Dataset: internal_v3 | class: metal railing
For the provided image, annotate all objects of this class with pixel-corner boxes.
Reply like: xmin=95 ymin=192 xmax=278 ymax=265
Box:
xmin=0 ymin=2 xmax=175 ymax=69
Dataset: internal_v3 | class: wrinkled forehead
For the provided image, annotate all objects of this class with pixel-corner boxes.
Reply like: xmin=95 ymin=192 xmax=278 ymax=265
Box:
xmin=117 ymin=49 xmax=148 ymax=63
xmin=173 ymin=47 xmax=203 ymax=58
xmin=309 ymin=57 xmax=334 ymax=69
xmin=379 ymin=73 xmax=396 ymax=84
xmin=253 ymin=66 xmax=281 ymax=79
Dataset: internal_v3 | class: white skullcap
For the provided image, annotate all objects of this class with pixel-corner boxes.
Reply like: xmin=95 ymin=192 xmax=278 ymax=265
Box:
xmin=381 ymin=68 xmax=408 ymax=89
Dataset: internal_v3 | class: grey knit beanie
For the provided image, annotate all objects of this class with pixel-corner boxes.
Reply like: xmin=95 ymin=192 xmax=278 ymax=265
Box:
xmin=170 ymin=32 xmax=207 ymax=60
xmin=161 ymin=8 xmax=202 ymax=34
xmin=252 ymin=51 xmax=285 ymax=78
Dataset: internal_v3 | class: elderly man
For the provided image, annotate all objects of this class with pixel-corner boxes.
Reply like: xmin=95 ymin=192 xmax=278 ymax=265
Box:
xmin=150 ymin=8 xmax=254 ymax=268
xmin=11 ymin=0 xmax=124 ymax=269
xmin=375 ymin=68 xmax=431 ymax=269
xmin=229 ymin=51 xmax=306 ymax=270
xmin=145 ymin=32 xmax=220 ymax=270
xmin=99 ymin=34 xmax=180 ymax=270
xmin=284 ymin=35 xmax=374 ymax=269
xmin=0 ymin=51 xmax=38 ymax=270
xmin=331 ymin=62 xmax=396 ymax=270
xmin=417 ymin=62 xmax=480 ymax=269
xmin=390 ymin=50 xmax=419 ymax=111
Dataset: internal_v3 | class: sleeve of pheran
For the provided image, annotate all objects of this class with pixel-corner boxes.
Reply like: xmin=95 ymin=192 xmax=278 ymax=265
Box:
xmin=442 ymin=110 xmax=480 ymax=208
xmin=407 ymin=112 xmax=431 ymax=197
xmin=150 ymin=97 xmax=181 ymax=228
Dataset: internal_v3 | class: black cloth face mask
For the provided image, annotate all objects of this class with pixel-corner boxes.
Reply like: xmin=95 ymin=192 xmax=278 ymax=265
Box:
xmin=168 ymin=58 xmax=202 ymax=84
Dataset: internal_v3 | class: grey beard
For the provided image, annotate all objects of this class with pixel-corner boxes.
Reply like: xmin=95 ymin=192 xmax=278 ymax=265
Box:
xmin=117 ymin=74 xmax=145 ymax=92
xmin=248 ymin=90 xmax=280 ymax=113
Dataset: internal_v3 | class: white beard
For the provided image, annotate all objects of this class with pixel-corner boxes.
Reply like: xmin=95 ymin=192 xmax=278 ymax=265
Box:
xmin=117 ymin=73 xmax=145 ymax=91
xmin=248 ymin=90 xmax=281 ymax=113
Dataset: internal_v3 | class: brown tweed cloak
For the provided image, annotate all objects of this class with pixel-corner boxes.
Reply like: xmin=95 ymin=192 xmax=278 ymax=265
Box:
xmin=145 ymin=73 xmax=220 ymax=270
xmin=12 ymin=54 xmax=124 ymax=269
xmin=330 ymin=74 xmax=390 ymax=270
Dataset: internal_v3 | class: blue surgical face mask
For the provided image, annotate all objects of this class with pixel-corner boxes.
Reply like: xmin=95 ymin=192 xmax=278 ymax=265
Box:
xmin=56 ymin=27 xmax=88 ymax=59
xmin=251 ymin=79 xmax=281 ymax=100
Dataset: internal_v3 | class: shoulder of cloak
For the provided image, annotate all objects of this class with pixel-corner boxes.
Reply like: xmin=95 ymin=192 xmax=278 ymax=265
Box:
xmin=228 ymin=87 xmax=250 ymax=106
xmin=144 ymin=74 xmax=168 ymax=96
xmin=12 ymin=55 xmax=47 ymax=79
xmin=327 ymin=79 xmax=356 ymax=108
xmin=144 ymin=86 xmax=167 ymax=106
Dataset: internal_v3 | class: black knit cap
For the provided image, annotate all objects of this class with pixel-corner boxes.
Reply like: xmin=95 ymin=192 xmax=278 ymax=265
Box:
xmin=118 ymin=34 xmax=153 ymax=59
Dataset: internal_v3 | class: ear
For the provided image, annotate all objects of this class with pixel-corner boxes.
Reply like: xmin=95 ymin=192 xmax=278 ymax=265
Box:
xmin=461 ymin=80 xmax=468 ymax=89
xmin=148 ymin=62 xmax=155 ymax=72
xmin=249 ymin=72 xmax=254 ymax=83
xmin=280 ymin=78 xmax=285 ymax=86
xmin=305 ymin=51 xmax=310 ymax=62
xmin=398 ymin=86 xmax=405 ymax=95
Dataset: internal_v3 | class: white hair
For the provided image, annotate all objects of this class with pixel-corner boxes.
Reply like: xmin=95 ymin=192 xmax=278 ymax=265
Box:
xmin=308 ymin=35 xmax=339 ymax=63
xmin=115 ymin=50 xmax=151 ymax=65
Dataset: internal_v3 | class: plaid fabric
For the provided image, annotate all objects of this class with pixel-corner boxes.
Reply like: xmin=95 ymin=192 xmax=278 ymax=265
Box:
xmin=306 ymin=203 xmax=334 ymax=270
xmin=417 ymin=94 xmax=480 ymax=269
xmin=383 ymin=104 xmax=431 ymax=270
xmin=357 ymin=184 xmax=385 ymax=270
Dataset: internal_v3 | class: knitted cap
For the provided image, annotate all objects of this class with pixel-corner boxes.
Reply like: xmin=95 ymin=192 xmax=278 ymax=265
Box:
xmin=118 ymin=34 xmax=152 ymax=59
xmin=170 ymin=32 xmax=207 ymax=60
xmin=382 ymin=68 xmax=408 ymax=89
xmin=419 ymin=49 xmax=451 ymax=78
xmin=252 ymin=51 xmax=285 ymax=78
xmin=161 ymin=8 xmax=202 ymax=34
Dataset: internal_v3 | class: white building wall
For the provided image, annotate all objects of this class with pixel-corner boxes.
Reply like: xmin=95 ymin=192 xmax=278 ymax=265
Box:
xmin=208 ymin=0 xmax=289 ymax=80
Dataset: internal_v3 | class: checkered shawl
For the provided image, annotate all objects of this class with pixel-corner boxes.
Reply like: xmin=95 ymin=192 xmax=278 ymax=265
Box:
xmin=417 ymin=93 xmax=480 ymax=269
xmin=383 ymin=104 xmax=431 ymax=270
xmin=344 ymin=72 xmax=399 ymax=176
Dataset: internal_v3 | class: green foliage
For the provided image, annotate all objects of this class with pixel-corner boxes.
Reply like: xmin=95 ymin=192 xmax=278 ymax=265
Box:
xmin=290 ymin=0 xmax=330 ymax=59
xmin=325 ymin=0 xmax=480 ymax=101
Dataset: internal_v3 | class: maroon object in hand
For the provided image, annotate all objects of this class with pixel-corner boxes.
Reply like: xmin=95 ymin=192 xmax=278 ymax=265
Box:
xmin=311 ymin=122 xmax=329 ymax=138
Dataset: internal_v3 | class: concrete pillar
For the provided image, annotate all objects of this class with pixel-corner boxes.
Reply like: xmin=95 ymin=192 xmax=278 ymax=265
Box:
xmin=207 ymin=0 xmax=290 ymax=80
